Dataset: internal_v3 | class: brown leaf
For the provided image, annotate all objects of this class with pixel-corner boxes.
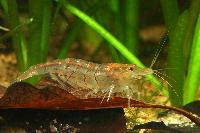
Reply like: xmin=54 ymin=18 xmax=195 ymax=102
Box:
xmin=0 ymin=78 xmax=200 ymax=126
xmin=0 ymin=80 xmax=144 ymax=109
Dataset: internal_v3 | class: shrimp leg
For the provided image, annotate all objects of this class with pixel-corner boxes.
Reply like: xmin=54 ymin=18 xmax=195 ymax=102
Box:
xmin=100 ymin=84 xmax=115 ymax=103
xmin=50 ymin=73 xmax=67 ymax=90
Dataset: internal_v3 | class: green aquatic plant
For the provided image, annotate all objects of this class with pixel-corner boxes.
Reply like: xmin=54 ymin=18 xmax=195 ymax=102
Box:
xmin=161 ymin=0 xmax=200 ymax=106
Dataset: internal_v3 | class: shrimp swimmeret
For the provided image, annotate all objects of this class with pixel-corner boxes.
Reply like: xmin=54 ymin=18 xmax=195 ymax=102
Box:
xmin=12 ymin=58 xmax=154 ymax=101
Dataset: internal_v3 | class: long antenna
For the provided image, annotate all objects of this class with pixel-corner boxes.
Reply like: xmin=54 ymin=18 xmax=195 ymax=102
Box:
xmin=150 ymin=31 xmax=168 ymax=68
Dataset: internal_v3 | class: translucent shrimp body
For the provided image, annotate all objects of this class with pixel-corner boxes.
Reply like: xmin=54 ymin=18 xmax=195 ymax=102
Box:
xmin=12 ymin=58 xmax=153 ymax=100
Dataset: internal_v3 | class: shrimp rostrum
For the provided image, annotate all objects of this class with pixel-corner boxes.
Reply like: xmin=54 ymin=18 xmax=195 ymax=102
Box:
xmin=12 ymin=58 xmax=154 ymax=101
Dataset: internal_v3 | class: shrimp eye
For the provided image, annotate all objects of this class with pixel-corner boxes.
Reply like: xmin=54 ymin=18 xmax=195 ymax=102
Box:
xmin=129 ymin=67 xmax=134 ymax=71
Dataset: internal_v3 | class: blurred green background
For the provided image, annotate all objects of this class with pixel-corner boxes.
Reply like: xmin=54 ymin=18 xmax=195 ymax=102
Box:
xmin=0 ymin=0 xmax=200 ymax=107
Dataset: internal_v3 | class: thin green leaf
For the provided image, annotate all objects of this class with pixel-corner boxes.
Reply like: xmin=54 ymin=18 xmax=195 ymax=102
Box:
xmin=124 ymin=0 xmax=139 ymax=55
xmin=28 ymin=0 xmax=52 ymax=65
xmin=64 ymin=2 xmax=142 ymax=67
xmin=63 ymin=1 xmax=169 ymax=96
xmin=27 ymin=0 xmax=52 ymax=83
xmin=183 ymin=13 xmax=200 ymax=104
xmin=160 ymin=0 xmax=180 ymax=31
xmin=7 ymin=0 xmax=27 ymax=71
xmin=183 ymin=0 xmax=200 ymax=71
xmin=57 ymin=19 xmax=82 ymax=59
xmin=167 ymin=10 xmax=189 ymax=106
xmin=0 ymin=0 xmax=8 ymax=15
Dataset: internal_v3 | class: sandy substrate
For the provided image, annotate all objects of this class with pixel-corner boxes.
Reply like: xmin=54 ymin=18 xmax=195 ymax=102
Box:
xmin=0 ymin=53 xmax=18 ymax=87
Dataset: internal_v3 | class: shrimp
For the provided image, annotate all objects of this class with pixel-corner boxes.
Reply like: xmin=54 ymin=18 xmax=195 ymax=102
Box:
xmin=12 ymin=58 xmax=154 ymax=102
